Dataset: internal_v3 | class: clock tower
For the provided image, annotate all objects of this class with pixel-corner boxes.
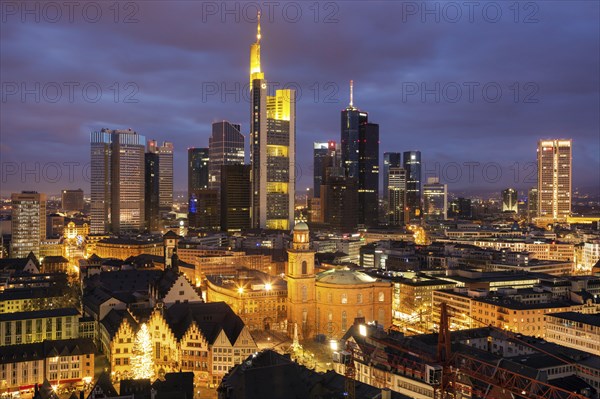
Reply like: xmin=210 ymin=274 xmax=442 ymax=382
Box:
xmin=286 ymin=222 xmax=316 ymax=340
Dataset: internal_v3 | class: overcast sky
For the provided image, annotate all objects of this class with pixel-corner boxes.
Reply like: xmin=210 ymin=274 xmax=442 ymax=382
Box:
xmin=1 ymin=1 xmax=598 ymax=197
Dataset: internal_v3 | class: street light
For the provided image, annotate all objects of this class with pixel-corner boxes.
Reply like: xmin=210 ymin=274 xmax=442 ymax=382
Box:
xmin=329 ymin=340 xmax=338 ymax=351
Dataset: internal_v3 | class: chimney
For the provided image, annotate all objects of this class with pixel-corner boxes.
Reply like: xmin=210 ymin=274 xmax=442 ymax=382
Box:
xmin=381 ymin=388 xmax=391 ymax=399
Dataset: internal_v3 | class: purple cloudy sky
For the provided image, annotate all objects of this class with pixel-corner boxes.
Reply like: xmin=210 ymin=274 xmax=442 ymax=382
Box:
xmin=1 ymin=1 xmax=599 ymax=197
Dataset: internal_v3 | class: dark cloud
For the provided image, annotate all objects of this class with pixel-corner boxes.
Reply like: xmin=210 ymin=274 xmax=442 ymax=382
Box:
xmin=1 ymin=1 xmax=598 ymax=197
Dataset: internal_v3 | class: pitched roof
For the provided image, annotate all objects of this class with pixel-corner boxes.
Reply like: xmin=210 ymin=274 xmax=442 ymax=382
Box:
xmin=86 ymin=372 xmax=119 ymax=399
xmin=164 ymin=302 xmax=246 ymax=344
xmin=0 ymin=338 xmax=95 ymax=365
xmin=100 ymin=309 xmax=139 ymax=339
xmin=0 ymin=307 xmax=80 ymax=322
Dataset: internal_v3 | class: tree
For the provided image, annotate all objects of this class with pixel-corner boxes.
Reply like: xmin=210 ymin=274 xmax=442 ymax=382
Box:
xmin=131 ymin=323 xmax=154 ymax=380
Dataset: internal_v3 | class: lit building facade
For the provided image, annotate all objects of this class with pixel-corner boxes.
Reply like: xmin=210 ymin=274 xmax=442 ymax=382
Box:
xmin=90 ymin=129 xmax=146 ymax=234
xmin=94 ymin=237 xmax=163 ymax=260
xmin=286 ymin=223 xmax=392 ymax=340
xmin=422 ymin=177 xmax=447 ymax=221
xmin=11 ymin=191 xmax=46 ymax=258
xmin=0 ymin=308 xmax=80 ymax=346
xmin=502 ymin=188 xmax=518 ymax=213
xmin=313 ymin=142 xmax=330 ymax=197
xmin=537 ymin=139 xmax=572 ymax=225
xmin=545 ymin=312 xmax=600 ymax=355
xmin=205 ymin=268 xmax=287 ymax=331
xmin=249 ymin=15 xmax=295 ymax=230
xmin=528 ymin=187 xmax=538 ymax=222
xmin=383 ymin=152 xmax=402 ymax=199
xmin=0 ymin=339 xmax=95 ymax=395
xmin=102 ymin=302 xmax=257 ymax=386
xmin=388 ymin=166 xmax=407 ymax=226
xmin=148 ymin=140 xmax=174 ymax=215
xmin=403 ymin=151 xmax=422 ymax=221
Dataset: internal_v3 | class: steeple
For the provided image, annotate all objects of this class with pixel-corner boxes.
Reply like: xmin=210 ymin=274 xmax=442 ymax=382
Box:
xmin=250 ymin=11 xmax=264 ymax=84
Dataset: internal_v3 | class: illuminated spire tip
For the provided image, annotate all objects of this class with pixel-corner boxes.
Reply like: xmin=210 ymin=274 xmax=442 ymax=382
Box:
xmin=257 ymin=11 xmax=261 ymax=42
xmin=349 ymin=80 xmax=354 ymax=108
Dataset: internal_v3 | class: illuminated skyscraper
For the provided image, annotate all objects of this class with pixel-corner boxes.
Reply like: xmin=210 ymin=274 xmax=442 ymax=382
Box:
xmin=358 ymin=122 xmax=379 ymax=227
xmin=187 ymin=148 xmax=209 ymax=228
xmin=528 ymin=187 xmax=538 ymax=222
xmin=388 ymin=167 xmax=406 ymax=226
xmin=148 ymin=140 xmax=174 ymax=215
xmin=423 ymin=177 xmax=447 ymax=222
xmin=537 ymin=139 xmax=572 ymax=224
xmin=90 ymin=129 xmax=145 ymax=234
xmin=383 ymin=152 xmax=401 ymax=195
xmin=249 ymin=13 xmax=296 ymax=230
xmin=341 ymin=81 xmax=368 ymax=181
xmin=313 ymin=142 xmax=330 ymax=197
xmin=11 ymin=191 xmax=46 ymax=258
xmin=403 ymin=151 xmax=422 ymax=221
xmin=502 ymin=188 xmax=518 ymax=213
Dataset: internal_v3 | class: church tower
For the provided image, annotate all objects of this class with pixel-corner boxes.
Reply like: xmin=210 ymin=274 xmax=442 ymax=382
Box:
xmin=286 ymin=222 xmax=316 ymax=340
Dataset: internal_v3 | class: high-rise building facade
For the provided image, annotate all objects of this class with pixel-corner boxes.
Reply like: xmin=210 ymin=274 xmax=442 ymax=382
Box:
xmin=403 ymin=151 xmax=422 ymax=221
xmin=358 ymin=122 xmax=379 ymax=227
xmin=313 ymin=142 xmax=330 ymax=197
xmin=61 ymin=189 xmax=84 ymax=213
xmin=528 ymin=188 xmax=538 ymax=222
xmin=388 ymin=167 xmax=406 ymax=226
xmin=341 ymin=81 xmax=368 ymax=181
xmin=145 ymin=152 xmax=160 ymax=232
xmin=187 ymin=148 xmax=210 ymax=229
xmin=11 ymin=192 xmax=46 ymax=258
xmin=221 ymin=165 xmax=251 ymax=232
xmin=188 ymin=148 xmax=209 ymax=194
xmin=502 ymin=188 xmax=518 ymax=213
xmin=208 ymin=121 xmax=244 ymax=192
xmin=90 ymin=129 xmax=145 ymax=234
xmin=321 ymin=166 xmax=358 ymax=232
xmin=422 ymin=177 xmax=447 ymax=221
xmin=383 ymin=152 xmax=401 ymax=196
xmin=148 ymin=140 xmax=174 ymax=214
xmin=537 ymin=139 xmax=572 ymax=224
xmin=249 ymin=15 xmax=296 ymax=230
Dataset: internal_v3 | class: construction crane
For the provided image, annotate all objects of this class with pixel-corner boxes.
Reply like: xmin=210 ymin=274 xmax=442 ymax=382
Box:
xmin=339 ymin=302 xmax=590 ymax=399
xmin=344 ymin=341 xmax=356 ymax=399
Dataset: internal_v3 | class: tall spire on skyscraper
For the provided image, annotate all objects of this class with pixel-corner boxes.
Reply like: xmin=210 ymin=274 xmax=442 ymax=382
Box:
xmin=349 ymin=80 xmax=354 ymax=108
xmin=257 ymin=10 xmax=261 ymax=43
xmin=250 ymin=11 xmax=263 ymax=84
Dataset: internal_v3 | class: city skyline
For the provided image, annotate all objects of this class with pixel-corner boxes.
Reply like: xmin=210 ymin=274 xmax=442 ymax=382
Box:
xmin=1 ymin=2 xmax=599 ymax=197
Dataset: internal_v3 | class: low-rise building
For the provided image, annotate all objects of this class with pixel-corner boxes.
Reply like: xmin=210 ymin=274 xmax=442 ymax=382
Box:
xmin=206 ymin=268 xmax=287 ymax=331
xmin=0 ymin=338 xmax=95 ymax=396
xmin=94 ymin=237 xmax=163 ymax=260
xmin=545 ymin=312 xmax=600 ymax=355
xmin=100 ymin=302 xmax=257 ymax=386
xmin=0 ymin=308 xmax=80 ymax=346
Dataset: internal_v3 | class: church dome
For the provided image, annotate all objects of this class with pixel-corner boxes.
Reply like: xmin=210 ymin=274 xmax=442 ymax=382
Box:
xmin=293 ymin=222 xmax=309 ymax=232
xmin=316 ymin=269 xmax=377 ymax=285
